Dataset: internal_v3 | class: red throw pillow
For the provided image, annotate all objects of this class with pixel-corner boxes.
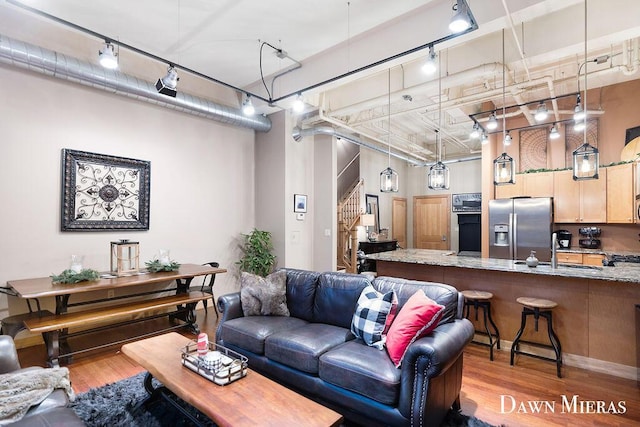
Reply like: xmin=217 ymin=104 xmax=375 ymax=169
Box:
xmin=385 ymin=290 xmax=445 ymax=367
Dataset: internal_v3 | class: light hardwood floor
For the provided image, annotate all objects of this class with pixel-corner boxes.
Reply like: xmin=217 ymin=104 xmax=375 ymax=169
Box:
xmin=17 ymin=309 xmax=640 ymax=427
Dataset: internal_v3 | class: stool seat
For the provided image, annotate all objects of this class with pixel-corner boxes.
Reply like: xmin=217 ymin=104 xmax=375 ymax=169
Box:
xmin=516 ymin=297 xmax=557 ymax=309
xmin=462 ymin=290 xmax=493 ymax=300
xmin=1 ymin=310 xmax=53 ymax=338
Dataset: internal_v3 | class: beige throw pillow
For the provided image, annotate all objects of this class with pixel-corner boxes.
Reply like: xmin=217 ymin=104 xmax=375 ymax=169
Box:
xmin=240 ymin=270 xmax=290 ymax=316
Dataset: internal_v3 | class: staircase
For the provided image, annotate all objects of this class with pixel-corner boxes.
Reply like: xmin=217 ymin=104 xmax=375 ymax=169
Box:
xmin=337 ymin=179 xmax=364 ymax=273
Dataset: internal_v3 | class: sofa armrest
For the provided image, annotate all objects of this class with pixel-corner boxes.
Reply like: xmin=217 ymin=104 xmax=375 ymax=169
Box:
xmin=0 ymin=335 xmax=21 ymax=374
xmin=215 ymin=292 xmax=243 ymax=340
xmin=397 ymin=318 xmax=474 ymax=420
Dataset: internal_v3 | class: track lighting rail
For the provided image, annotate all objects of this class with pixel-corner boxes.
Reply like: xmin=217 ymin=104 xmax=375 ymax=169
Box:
xmin=8 ymin=0 xmax=478 ymax=111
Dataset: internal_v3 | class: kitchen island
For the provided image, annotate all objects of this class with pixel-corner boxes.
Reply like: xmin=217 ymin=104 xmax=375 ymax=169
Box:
xmin=367 ymin=249 xmax=639 ymax=380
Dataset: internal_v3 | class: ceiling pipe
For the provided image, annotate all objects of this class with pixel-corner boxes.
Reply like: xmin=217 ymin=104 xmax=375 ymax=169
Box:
xmin=0 ymin=33 xmax=272 ymax=132
xmin=292 ymin=125 xmax=426 ymax=166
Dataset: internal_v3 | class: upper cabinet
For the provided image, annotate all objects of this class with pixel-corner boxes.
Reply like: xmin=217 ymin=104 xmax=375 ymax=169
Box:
xmin=495 ymin=178 xmax=524 ymax=199
xmin=606 ymin=163 xmax=636 ymax=223
xmin=553 ymin=169 xmax=607 ymax=223
xmin=522 ymin=171 xmax=554 ymax=198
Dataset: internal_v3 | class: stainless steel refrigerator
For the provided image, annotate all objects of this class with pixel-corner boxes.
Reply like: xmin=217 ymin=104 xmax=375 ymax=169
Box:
xmin=489 ymin=197 xmax=554 ymax=262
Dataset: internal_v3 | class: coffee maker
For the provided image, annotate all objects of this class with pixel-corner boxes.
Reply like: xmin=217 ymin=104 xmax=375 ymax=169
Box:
xmin=555 ymin=230 xmax=572 ymax=249
xmin=578 ymin=227 xmax=601 ymax=249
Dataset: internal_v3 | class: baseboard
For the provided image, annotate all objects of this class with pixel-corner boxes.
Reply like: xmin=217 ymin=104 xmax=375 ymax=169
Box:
xmin=472 ymin=335 xmax=639 ymax=382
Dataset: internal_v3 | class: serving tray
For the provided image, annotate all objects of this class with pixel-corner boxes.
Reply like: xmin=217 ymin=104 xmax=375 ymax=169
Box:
xmin=181 ymin=341 xmax=248 ymax=385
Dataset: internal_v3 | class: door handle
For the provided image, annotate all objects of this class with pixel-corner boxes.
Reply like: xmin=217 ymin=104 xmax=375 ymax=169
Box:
xmin=442 ymin=235 xmax=447 ymax=241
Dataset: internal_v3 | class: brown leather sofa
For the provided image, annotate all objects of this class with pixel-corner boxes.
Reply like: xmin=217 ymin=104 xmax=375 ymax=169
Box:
xmin=0 ymin=335 xmax=84 ymax=426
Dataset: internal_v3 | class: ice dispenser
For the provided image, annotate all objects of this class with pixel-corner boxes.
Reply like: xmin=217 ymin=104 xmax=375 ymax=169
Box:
xmin=494 ymin=224 xmax=509 ymax=246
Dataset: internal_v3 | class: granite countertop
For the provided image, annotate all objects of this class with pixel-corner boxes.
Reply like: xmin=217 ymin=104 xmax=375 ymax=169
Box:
xmin=365 ymin=249 xmax=640 ymax=284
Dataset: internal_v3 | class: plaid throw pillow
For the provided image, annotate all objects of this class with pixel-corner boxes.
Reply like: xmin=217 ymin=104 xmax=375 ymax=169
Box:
xmin=350 ymin=285 xmax=398 ymax=350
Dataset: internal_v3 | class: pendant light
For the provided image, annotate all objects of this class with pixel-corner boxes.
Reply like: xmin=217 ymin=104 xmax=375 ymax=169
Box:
xmin=494 ymin=29 xmax=515 ymax=185
xmin=428 ymin=53 xmax=449 ymax=190
xmin=380 ymin=69 xmax=399 ymax=192
xmin=572 ymin=0 xmax=598 ymax=180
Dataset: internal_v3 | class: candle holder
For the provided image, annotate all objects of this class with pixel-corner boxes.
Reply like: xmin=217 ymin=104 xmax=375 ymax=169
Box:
xmin=69 ymin=255 xmax=84 ymax=273
xmin=110 ymin=239 xmax=140 ymax=276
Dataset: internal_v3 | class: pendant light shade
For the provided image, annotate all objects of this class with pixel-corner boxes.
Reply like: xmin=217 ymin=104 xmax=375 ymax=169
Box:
xmin=494 ymin=153 xmax=515 ymax=185
xmin=428 ymin=161 xmax=449 ymax=190
xmin=486 ymin=112 xmax=498 ymax=130
xmin=98 ymin=42 xmax=118 ymax=69
xmin=380 ymin=69 xmax=399 ymax=193
xmin=549 ymin=123 xmax=560 ymax=139
xmin=380 ymin=167 xmax=399 ymax=192
xmin=449 ymin=0 xmax=471 ymax=33
xmin=572 ymin=142 xmax=599 ymax=180
xmin=534 ymin=102 xmax=548 ymax=121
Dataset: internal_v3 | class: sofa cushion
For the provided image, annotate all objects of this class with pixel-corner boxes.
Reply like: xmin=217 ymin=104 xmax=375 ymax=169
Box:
xmin=240 ymin=270 xmax=289 ymax=316
xmin=265 ymin=323 xmax=354 ymax=374
xmin=219 ymin=316 xmax=308 ymax=355
xmin=283 ymin=269 xmax=320 ymax=321
xmin=350 ymin=285 xmax=397 ymax=349
xmin=313 ymin=273 xmax=370 ymax=328
xmin=319 ymin=340 xmax=400 ymax=405
xmin=385 ymin=290 xmax=445 ymax=367
xmin=373 ymin=276 xmax=459 ymax=324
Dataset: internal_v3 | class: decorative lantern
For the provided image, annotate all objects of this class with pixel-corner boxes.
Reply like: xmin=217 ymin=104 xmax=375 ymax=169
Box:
xmin=493 ymin=152 xmax=515 ymax=185
xmin=428 ymin=161 xmax=450 ymax=190
xmin=110 ymin=239 xmax=140 ymax=276
xmin=572 ymin=142 xmax=599 ymax=180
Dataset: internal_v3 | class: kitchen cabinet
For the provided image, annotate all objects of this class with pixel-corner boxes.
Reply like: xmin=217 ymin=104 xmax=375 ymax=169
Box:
xmin=556 ymin=252 xmax=583 ymax=264
xmin=494 ymin=178 xmax=524 ymax=199
xmin=553 ymin=169 xmax=607 ymax=223
xmin=556 ymin=252 xmax=605 ymax=266
xmin=582 ymin=253 xmax=605 ymax=266
xmin=606 ymin=162 xmax=635 ymax=223
xmin=523 ymin=171 xmax=554 ymax=197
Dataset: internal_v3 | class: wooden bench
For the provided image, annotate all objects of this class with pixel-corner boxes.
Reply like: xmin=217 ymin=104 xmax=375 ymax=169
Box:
xmin=24 ymin=291 xmax=210 ymax=367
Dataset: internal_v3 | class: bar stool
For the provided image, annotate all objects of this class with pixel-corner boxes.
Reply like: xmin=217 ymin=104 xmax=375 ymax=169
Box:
xmin=461 ymin=290 xmax=500 ymax=361
xmin=0 ymin=287 xmax=52 ymax=339
xmin=510 ymin=297 xmax=562 ymax=378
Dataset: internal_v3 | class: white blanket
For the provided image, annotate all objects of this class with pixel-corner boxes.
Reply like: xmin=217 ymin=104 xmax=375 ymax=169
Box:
xmin=0 ymin=367 xmax=75 ymax=425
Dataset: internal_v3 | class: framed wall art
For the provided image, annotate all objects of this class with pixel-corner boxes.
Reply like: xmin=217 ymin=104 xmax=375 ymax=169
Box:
xmin=294 ymin=194 xmax=307 ymax=213
xmin=61 ymin=149 xmax=151 ymax=231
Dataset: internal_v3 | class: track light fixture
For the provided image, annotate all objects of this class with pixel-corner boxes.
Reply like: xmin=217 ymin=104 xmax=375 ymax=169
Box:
xmin=574 ymin=119 xmax=586 ymax=132
xmin=98 ymin=42 xmax=118 ymax=70
xmin=449 ymin=0 xmax=472 ymax=33
xmin=422 ymin=46 xmax=437 ymax=75
xmin=481 ymin=133 xmax=488 ymax=145
xmin=155 ymin=66 xmax=178 ymax=97
xmin=573 ymin=94 xmax=586 ymax=121
xmin=486 ymin=112 xmax=498 ymax=130
xmin=292 ymin=93 xmax=305 ymax=113
xmin=242 ymin=94 xmax=255 ymax=116
xmin=549 ymin=124 xmax=560 ymax=140
xmin=534 ymin=101 xmax=548 ymax=122
xmin=470 ymin=122 xmax=480 ymax=139
xmin=503 ymin=131 xmax=512 ymax=146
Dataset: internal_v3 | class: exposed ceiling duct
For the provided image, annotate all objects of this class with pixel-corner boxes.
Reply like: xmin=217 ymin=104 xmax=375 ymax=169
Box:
xmin=292 ymin=125 xmax=481 ymax=167
xmin=0 ymin=34 xmax=272 ymax=132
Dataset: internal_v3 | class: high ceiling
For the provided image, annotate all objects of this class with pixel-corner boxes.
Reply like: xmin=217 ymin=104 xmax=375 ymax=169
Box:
xmin=6 ymin=0 xmax=640 ymax=163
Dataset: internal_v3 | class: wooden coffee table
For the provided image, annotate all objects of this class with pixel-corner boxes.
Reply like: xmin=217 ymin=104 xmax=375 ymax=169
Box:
xmin=121 ymin=332 xmax=343 ymax=427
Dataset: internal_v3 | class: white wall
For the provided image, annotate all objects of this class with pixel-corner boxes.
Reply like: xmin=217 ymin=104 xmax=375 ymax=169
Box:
xmin=407 ymin=159 xmax=482 ymax=251
xmin=0 ymin=65 xmax=255 ymax=318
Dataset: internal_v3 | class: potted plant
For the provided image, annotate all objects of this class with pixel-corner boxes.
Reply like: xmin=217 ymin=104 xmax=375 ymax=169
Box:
xmin=236 ymin=228 xmax=277 ymax=277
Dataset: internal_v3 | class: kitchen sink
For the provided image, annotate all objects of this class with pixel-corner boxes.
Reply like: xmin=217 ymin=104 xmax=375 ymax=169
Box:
xmin=513 ymin=260 xmax=602 ymax=270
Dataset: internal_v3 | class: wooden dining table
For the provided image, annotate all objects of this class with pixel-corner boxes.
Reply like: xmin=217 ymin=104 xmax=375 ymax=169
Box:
xmin=7 ymin=263 xmax=227 ymax=366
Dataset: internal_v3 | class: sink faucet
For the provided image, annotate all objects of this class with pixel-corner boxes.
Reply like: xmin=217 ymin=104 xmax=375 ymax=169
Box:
xmin=551 ymin=232 xmax=558 ymax=269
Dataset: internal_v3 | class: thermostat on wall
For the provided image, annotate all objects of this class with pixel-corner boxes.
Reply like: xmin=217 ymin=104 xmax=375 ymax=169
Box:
xmin=296 ymin=213 xmax=305 ymax=221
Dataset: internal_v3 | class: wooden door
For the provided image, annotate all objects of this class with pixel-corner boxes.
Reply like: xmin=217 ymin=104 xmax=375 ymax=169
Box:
xmin=413 ymin=195 xmax=450 ymax=250
xmin=391 ymin=197 xmax=407 ymax=249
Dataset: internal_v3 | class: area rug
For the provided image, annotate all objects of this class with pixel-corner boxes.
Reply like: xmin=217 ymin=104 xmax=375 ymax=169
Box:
xmin=69 ymin=372 xmax=495 ymax=427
